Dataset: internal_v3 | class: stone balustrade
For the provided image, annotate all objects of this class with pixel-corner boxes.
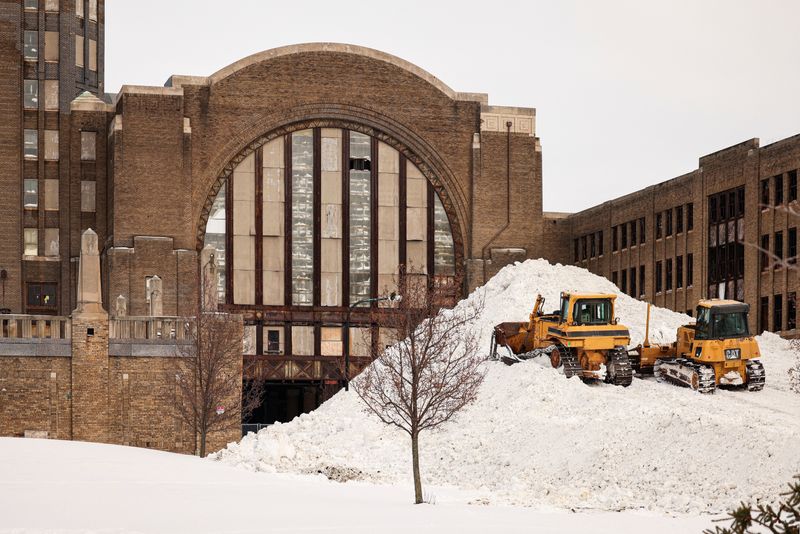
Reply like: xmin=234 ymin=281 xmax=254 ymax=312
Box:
xmin=109 ymin=316 xmax=195 ymax=340
xmin=0 ymin=315 xmax=71 ymax=339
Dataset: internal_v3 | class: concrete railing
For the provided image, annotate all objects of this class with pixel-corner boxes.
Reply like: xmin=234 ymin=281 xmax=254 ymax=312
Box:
xmin=110 ymin=316 xmax=195 ymax=341
xmin=0 ymin=315 xmax=71 ymax=339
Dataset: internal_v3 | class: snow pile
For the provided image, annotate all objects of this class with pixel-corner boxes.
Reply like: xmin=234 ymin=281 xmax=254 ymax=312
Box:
xmin=214 ymin=259 xmax=800 ymax=515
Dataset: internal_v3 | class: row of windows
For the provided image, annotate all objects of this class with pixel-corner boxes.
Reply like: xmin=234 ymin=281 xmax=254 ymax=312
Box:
xmin=710 ymin=186 xmax=745 ymax=224
xmin=22 ymin=228 xmax=59 ymax=257
xmin=760 ymin=169 xmax=799 ymax=207
xmin=655 ymin=203 xmax=694 ymax=240
xmin=242 ymin=324 xmax=373 ymax=358
xmin=611 ymin=266 xmax=645 ymax=299
xmin=612 ymin=217 xmax=645 ymax=251
xmin=23 ymin=80 xmax=58 ymax=110
xmin=759 ymin=293 xmax=797 ymax=333
xmin=573 ymin=230 xmax=603 ymax=262
xmin=23 ymin=31 xmax=98 ymax=71
xmin=654 ymin=254 xmax=694 ymax=293
xmin=22 ymin=179 xmax=95 ymax=212
xmin=24 ymin=0 xmax=97 ymax=21
xmin=760 ymin=228 xmax=798 ymax=270
xmin=23 ymin=130 xmax=96 ymax=160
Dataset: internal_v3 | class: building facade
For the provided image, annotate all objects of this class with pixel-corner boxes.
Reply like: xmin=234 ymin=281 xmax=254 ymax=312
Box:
xmin=1 ymin=0 xmax=799 ymax=439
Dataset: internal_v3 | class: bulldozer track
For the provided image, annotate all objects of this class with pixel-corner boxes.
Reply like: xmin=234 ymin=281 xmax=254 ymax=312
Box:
xmin=554 ymin=343 xmax=583 ymax=379
xmin=605 ymin=348 xmax=633 ymax=387
xmin=746 ymin=360 xmax=765 ymax=392
xmin=654 ymin=358 xmax=716 ymax=393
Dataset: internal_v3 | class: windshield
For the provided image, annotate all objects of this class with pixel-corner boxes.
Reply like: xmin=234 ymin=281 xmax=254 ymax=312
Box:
xmin=560 ymin=296 xmax=569 ymax=323
xmin=572 ymin=299 xmax=612 ymax=325
xmin=711 ymin=312 xmax=749 ymax=338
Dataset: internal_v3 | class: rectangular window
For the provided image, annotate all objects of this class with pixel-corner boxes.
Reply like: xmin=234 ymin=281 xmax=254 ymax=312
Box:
xmin=687 ymin=253 xmax=693 ymax=286
xmin=75 ymin=35 xmax=84 ymax=67
xmin=774 ymin=294 xmax=783 ymax=332
xmin=775 ymin=231 xmax=784 ymax=263
xmin=774 ymin=175 xmax=784 ymax=205
xmin=292 ymin=130 xmax=315 ymax=306
xmin=621 ymin=269 xmax=627 ymax=294
xmin=89 ymin=0 xmax=97 ymax=21
xmin=24 ymin=129 xmax=38 ymax=159
xmin=639 ymin=265 xmax=645 ymax=297
xmin=655 ymin=261 xmax=662 ymax=293
xmin=44 ymin=31 xmax=59 ymax=62
xmin=44 ymin=80 xmax=58 ymax=110
xmin=666 ymin=258 xmax=673 ymax=291
xmin=611 ymin=271 xmax=618 ymax=287
xmin=580 ymin=235 xmax=587 ymax=260
xmin=630 ymin=220 xmax=636 ymax=245
xmin=80 ymin=181 xmax=96 ymax=212
xmin=621 ymin=223 xmax=627 ymax=249
xmin=590 ymin=233 xmax=595 ymax=258
xmin=665 ymin=209 xmax=673 ymax=236
xmin=639 ymin=217 xmax=646 ymax=244
xmin=76 ymin=0 xmax=83 ymax=18
xmin=573 ymin=238 xmax=579 ymax=262
xmin=24 ymin=179 xmax=38 ymax=209
xmin=790 ymin=170 xmax=798 ymax=202
xmin=27 ymin=283 xmax=58 ymax=312
xmin=612 ymin=226 xmax=618 ymax=251
xmin=759 ymin=296 xmax=769 ymax=333
xmin=44 ymin=130 xmax=58 ymax=161
xmin=81 ymin=131 xmax=96 ymax=160
xmin=789 ymin=293 xmax=797 ymax=330
xmin=760 ymin=179 xmax=769 ymax=207
xmin=44 ymin=228 xmax=59 ymax=257
xmin=629 ymin=267 xmax=636 ymax=298
xmin=44 ymin=179 xmax=58 ymax=211
xmin=24 ymin=31 xmax=38 ymax=60
xmin=23 ymin=228 xmax=38 ymax=256
xmin=45 ymin=0 xmax=58 ymax=11
xmin=88 ymin=39 xmax=97 ymax=71
xmin=264 ymin=328 xmax=283 ymax=355
xmin=23 ymin=80 xmax=38 ymax=109
xmin=25 ymin=0 xmax=38 ymax=9
xmin=687 ymin=203 xmax=693 ymax=230
xmin=789 ymin=227 xmax=797 ymax=264
xmin=656 ymin=212 xmax=662 ymax=239
xmin=598 ymin=231 xmax=604 ymax=256
xmin=676 ymin=255 xmax=683 ymax=288
xmin=349 ymin=131 xmax=371 ymax=306
xmin=676 ymin=205 xmax=683 ymax=233
xmin=320 ymin=326 xmax=343 ymax=356
xmin=761 ymin=235 xmax=769 ymax=271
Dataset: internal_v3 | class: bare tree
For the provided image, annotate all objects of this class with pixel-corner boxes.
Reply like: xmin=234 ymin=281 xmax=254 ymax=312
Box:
xmin=174 ymin=312 xmax=262 ymax=457
xmin=354 ymin=277 xmax=485 ymax=503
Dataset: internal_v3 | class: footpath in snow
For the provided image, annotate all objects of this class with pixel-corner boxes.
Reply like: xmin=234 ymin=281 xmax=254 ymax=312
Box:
xmin=214 ymin=259 xmax=800 ymax=515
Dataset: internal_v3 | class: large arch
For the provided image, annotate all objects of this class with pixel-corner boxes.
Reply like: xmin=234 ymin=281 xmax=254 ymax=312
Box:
xmin=195 ymin=110 xmax=466 ymax=287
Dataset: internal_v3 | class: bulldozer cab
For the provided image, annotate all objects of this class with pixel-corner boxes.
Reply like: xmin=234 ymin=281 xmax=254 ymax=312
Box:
xmin=694 ymin=300 xmax=750 ymax=340
xmin=559 ymin=293 xmax=616 ymax=326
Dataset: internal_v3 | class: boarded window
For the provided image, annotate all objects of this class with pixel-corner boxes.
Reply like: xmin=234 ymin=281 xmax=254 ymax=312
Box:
xmin=88 ymin=0 xmax=96 ymax=21
xmin=76 ymin=0 xmax=83 ymax=18
xmin=44 ymin=228 xmax=59 ymax=257
xmin=80 ymin=181 xmax=96 ymax=212
xmin=45 ymin=0 xmax=58 ymax=11
xmin=44 ymin=130 xmax=59 ymax=161
xmin=291 ymin=326 xmax=314 ymax=356
xmin=44 ymin=179 xmax=59 ymax=210
xmin=24 ymin=80 xmax=38 ymax=109
xmin=81 ymin=131 xmax=96 ymax=160
xmin=44 ymin=31 xmax=59 ymax=62
xmin=75 ymin=35 xmax=84 ymax=67
xmin=88 ymin=39 xmax=97 ymax=71
xmin=320 ymin=326 xmax=343 ymax=356
xmin=24 ymin=229 xmax=38 ymax=256
xmin=44 ymin=80 xmax=58 ymax=110
xmin=24 ymin=129 xmax=38 ymax=159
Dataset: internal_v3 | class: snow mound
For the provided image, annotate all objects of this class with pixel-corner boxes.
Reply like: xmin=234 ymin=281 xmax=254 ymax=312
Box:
xmin=214 ymin=259 xmax=800 ymax=515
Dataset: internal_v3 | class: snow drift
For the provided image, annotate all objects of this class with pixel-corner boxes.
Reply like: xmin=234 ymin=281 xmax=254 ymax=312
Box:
xmin=213 ymin=259 xmax=800 ymax=515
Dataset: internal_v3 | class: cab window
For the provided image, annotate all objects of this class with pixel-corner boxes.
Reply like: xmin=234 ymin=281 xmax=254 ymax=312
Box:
xmin=711 ymin=312 xmax=749 ymax=339
xmin=572 ymin=299 xmax=612 ymax=325
xmin=559 ymin=296 xmax=569 ymax=324
xmin=695 ymin=306 xmax=711 ymax=340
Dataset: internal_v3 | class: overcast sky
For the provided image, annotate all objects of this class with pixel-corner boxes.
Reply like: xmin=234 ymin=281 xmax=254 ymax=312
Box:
xmin=105 ymin=0 xmax=800 ymax=213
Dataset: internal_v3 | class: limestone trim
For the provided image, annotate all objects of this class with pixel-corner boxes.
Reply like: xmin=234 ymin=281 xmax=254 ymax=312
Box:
xmin=195 ymin=112 xmax=467 ymax=288
xmin=167 ymin=43 xmax=488 ymax=104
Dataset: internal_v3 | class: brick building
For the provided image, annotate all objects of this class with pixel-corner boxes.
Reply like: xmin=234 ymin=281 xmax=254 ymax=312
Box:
xmin=1 ymin=0 xmax=798 ymax=440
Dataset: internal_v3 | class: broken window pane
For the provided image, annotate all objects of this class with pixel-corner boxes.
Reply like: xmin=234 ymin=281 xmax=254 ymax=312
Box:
xmin=24 ymin=80 xmax=38 ymax=109
xmin=349 ymin=131 xmax=371 ymax=306
xmin=433 ymin=194 xmax=455 ymax=276
xmin=24 ymin=179 xmax=38 ymax=209
xmin=292 ymin=130 xmax=314 ymax=306
xmin=24 ymin=129 xmax=38 ymax=159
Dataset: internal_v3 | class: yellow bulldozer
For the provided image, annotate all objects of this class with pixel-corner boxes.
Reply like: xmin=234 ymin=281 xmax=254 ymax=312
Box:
xmin=490 ymin=292 xmax=633 ymax=386
xmin=630 ymin=299 xmax=765 ymax=393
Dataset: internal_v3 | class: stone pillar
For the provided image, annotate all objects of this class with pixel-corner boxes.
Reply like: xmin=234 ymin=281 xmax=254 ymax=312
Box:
xmin=71 ymin=228 xmax=110 ymax=444
xmin=200 ymin=245 xmax=218 ymax=312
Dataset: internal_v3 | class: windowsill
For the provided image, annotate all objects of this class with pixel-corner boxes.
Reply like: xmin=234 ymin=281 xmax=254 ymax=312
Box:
xmin=24 ymin=58 xmax=38 ymax=63
xmin=22 ymin=255 xmax=61 ymax=262
xmin=23 ymin=156 xmax=38 ymax=161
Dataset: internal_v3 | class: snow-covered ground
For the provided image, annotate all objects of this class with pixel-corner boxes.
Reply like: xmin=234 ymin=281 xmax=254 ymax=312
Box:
xmin=215 ymin=259 xmax=800 ymax=516
xmin=0 ymin=437 xmax=712 ymax=533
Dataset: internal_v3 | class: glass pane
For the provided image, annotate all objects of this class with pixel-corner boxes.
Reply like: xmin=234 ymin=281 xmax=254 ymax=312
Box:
xmin=24 ymin=179 xmax=38 ymax=209
xmin=203 ymin=184 xmax=226 ymax=303
xmin=25 ymin=0 xmax=38 ymax=8
xmin=292 ymin=130 xmax=314 ymax=306
xmin=433 ymin=194 xmax=455 ymax=276
xmin=24 ymin=129 xmax=37 ymax=159
xmin=24 ymin=228 xmax=38 ymax=256
xmin=349 ymin=131 xmax=371 ymax=306
xmin=24 ymin=80 xmax=38 ymax=109
xmin=27 ymin=284 xmax=57 ymax=308
xmin=24 ymin=31 xmax=38 ymax=60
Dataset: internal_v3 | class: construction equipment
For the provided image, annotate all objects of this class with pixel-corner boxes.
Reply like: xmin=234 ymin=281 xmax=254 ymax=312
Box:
xmin=631 ymin=300 xmax=765 ymax=393
xmin=490 ymin=293 xmax=633 ymax=386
